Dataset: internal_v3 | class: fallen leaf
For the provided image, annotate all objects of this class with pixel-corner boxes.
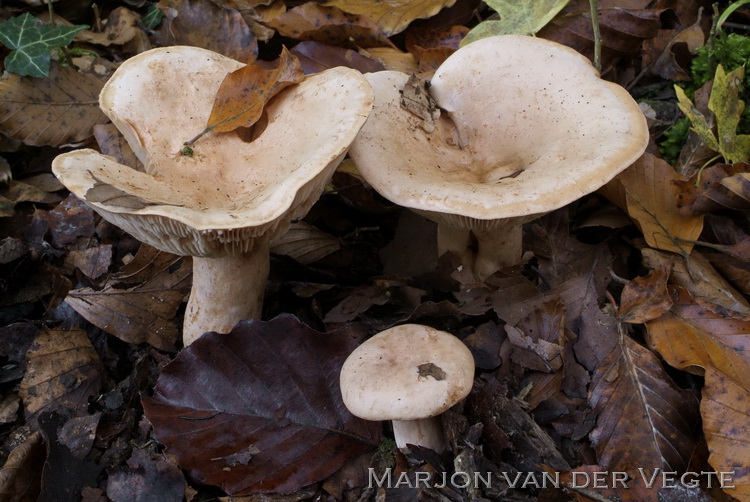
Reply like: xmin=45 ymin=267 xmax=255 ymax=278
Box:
xmin=326 ymin=0 xmax=458 ymax=36
xmin=142 ymin=315 xmax=381 ymax=495
xmin=75 ymin=7 xmax=141 ymax=47
xmin=269 ymin=3 xmax=394 ymax=49
xmin=462 ymin=0 xmax=571 ymax=45
xmin=19 ymin=328 xmax=105 ymax=425
xmin=38 ymin=412 xmax=102 ymax=502
xmin=0 ymin=431 xmax=44 ymax=501
xmin=106 ymin=448 xmax=186 ymax=502
xmin=92 ymin=123 xmax=144 ymax=172
xmin=45 ymin=194 xmax=96 ymax=248
xmin=641 ymin=248 xmax=750 ymax=315
xmin=538 ymin=1 xmax=664 ymax=70
xmin=618 ymin=267 xmax=673 ymax=323
xmin=65 ymin=254 xmax=190 ymax=351
xmin=195 ymin=47 xmax=304 ymax=141
xmin=701 ymin=367 xmax=750 ymax=501
xmin=589 ymin=334 xmax=700 ymax=475
xmin=0 ymin=63 xmax=108 ymax=147
xmin=270 ymin=221 xmax=340 ymax=265
xmin=602 ymin=153 xmax=704 ymax=255
xmin=290 ymin=41 xmax=384 ymax=75
xmin=0 ymin=13 xmax=88 ymax=77
xmin=66 ymin=244 xmax=113 ymax=280
xmin=645 ymin=285 xmax=750 ymax=388
xmin=641 ymin=17 xmax=704 ymax=81
xmin=157 ymin=0 xmax=257 ymax=62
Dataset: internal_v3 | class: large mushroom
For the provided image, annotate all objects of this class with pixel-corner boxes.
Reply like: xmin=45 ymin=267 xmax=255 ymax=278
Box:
xmin=340 ymin=324 xmax=475 ymax=452
xmin=52 ymin=46 xmax=373 ymax=345
xmin=349 ymin=35 xmax=649 ymax=279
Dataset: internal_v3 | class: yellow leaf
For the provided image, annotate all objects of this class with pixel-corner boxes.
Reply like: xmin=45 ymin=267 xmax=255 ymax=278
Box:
xmin=461 ymin=0 xmax=571 ymax=45
xmin=709 ymin=65 xmax=750 ymax=164
xmin=325 ymin=0 xmax=457 ymax=36
xmin=674 ymin=85 xmax=720 ymax=152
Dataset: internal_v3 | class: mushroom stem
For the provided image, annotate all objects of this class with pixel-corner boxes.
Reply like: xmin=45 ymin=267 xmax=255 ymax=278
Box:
xmin=391 ymin=417 xmax=447 ymax=453
xmin=436 ymin=223 xmax=473 ymax=270
xmin=183 ymin=242 xmax=270 ymax=345
xmin=473 ymin=220 xmax=524 ymax=279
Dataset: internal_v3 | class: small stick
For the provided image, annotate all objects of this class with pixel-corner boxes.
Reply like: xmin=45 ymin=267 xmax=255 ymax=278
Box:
xmin=589 ymin=0 xmax=602 ymax=72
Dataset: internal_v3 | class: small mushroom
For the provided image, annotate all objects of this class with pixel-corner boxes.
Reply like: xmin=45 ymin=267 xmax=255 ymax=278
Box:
xmin=339 ymin=324 xmax=474 ymax=452
xmin=52 ymin=46 xmax=373 ymax=345
xmin=349 ymin=35 xmax=649 ymax=279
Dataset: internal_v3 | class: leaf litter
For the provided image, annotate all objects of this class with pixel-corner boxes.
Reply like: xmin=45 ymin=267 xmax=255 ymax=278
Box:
xmin=1 ymin=0 xmax=750 ymax=501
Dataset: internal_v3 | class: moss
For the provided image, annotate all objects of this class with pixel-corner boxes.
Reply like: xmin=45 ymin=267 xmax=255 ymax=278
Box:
xmin=659 ymin=117 xmax=690 ymax=164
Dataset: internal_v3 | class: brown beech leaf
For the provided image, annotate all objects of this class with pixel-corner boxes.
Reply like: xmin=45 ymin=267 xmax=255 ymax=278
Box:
xmin=197 ymin=47 xmax=303 ymax=140
xmin=645 ymin=285 xmax=750 ymax=389
xmin=290 ymin=41 xmax=384 ymax=75
xmin=76 ymin=7 xmax=141 ymax=47
xmin=538 ymin=0 xmax=664 ymax=69
xmin=326 ymin=0 xmax=458 ymax=36
xmin=142 ymin=315 xmax=381 ymax=495
xmin=701 ymin=367 xmax=750 ymax=501
xmin=618 ymin=266 xmax=673 ymax=323
xmin=19 ymin=329 xmax=104 ymax=426
xmin=589 ymin=334 xmax=699 ymax=474
xmin=0 ymin=63 xmax=107 ymax=147
xmin=268 ymin=3 xmax=394 ymax=49
xmin=0 ymin=431 xmax=44 ymax=501
xmin=65 ymin=254 xmax=191 ymax=351
xmin=157 ymin=0 xmax=257 ymax=62
xmin=601 ymin=153 xmax=704 ymax=255
xmin=106 ymin=448 xmax=186 ymax=502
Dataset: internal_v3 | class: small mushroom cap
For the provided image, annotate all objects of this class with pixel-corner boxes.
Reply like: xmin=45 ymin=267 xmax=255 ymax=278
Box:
xmin=340 ymin=324 xmax=475 ymax=421
xmin=348 ymin=35 xmax=648 ymax=222
xmin=52 ymin=46 xmax=373 ymax=257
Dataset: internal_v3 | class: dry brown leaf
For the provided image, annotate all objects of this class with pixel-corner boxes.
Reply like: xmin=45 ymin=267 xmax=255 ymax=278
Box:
xmin=157 ymin=0 xmax=257 ymax=62
xmin=19 ymin=328 xmax=104 ymax=425
xmin=538 ymin=0 xmax=664 ymax=70
xmin=270 ymin=221 xmax=340 ymax=265
xmin=201 ymin=47 xmax=304 ymax=138
xmin=360 ymin=47 xmax=419 ymax=74
xmin=641 ymin=15 xmax=704 ymax=81
xmin=76 ymin=7 xmax=141 ymax=47
xmin=326 ymin=0 xmax=458 ymax=36
xmin=0 ymin=64 xmax=107 ymax=147
xmin=0 ymin=431 xmax=44 ymax=501
xmin=701 ymin=367 xmax=750 ymax=501
xmin=618 ymin=266 xmax=673 ymax=323
xmin=642 ymin=248 xmax=750 ymax=315
xmin=602 ymin=153 xmax=704 ymax=255
xmin=66 ymin=244 xmax=113 ymax=280
xmin=589 ymin=333 xmax=699 ymax=474
xmin=268 ymin=3 xmax=393 ymax=49
xmin=290 ymin=41 xmax=384 ymax=75
xmin=645 ymin=285 xmax=750 ymax=388
xmin=65 ymin=254 xmax=191 ymax=351
xmin=92 ymin=123 xmax=144 ymax=172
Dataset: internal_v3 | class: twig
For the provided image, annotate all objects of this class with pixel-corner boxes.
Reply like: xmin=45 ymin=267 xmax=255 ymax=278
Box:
xmin=589 ymin=0 xmax=602 ymax=71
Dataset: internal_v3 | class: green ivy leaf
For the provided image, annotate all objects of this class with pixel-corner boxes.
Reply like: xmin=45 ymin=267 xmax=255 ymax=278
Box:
xmin=0 ymin=13 xmax=88 ymax=78
xmin=461 ymin=0 xmax=571 ymax=46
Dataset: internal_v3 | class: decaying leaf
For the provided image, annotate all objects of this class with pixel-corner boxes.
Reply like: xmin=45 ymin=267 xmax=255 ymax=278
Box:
xmin=0 ymin=63 xmax=108 ymax=147
xmin=142 ymin=315 xmax=381 ymax=495
xmin=189 ymin=47 xmax=304 ymax=144
xmin=325 ymin=0 xmax=458 ymax=36
xmin=0 ymin=431 xmax=44 ymax=501
xmin=268 ymin=3 xmax=394 ymax=49
xmin=157 ymin=0 xmax=257 ymax=62
xmin=19 ymin=328 xmax=105 ymax=425
xmin=589 ymin=334 xmax=699 ymax=474
xmin=106 ymin=448 xmax=186 ymax=502
xmin=618 ymin=266 xmax=673 ymax=324
xmin=462 ymin=0 xmax=571 ymax=45
xmin=65 ymin=253 xmax=191 ymax=351
xmin=75 ymin=7 xmax=141 ymax=47
xmin=701 ymin=367 xmax=750 ymax=501
xmin=290 ymin=41 xmax=384 ymax=75
xmin=601 ymin=153 xmax=704 ymax=254
xmin=270 ymin=221 xmax=340 ymax=265
xmin=645 ymin=285 xmax=750 ymax=388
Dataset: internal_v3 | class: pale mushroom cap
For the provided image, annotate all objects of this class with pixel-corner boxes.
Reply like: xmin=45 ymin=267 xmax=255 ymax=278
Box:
xmin=52 ymin=46 xmax=373 ymax=256
xmin=340 ymin=324 xmax=475 ymax=421
xmin=349 ymin=35 xmax=649 ymax=221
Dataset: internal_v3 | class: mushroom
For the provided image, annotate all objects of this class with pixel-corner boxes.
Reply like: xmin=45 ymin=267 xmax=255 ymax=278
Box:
xmin=52 ymin=46 xmax=373 ymax=345
xmin=348 ymin=35 xmax=649 ymax=279
xmin=339 ymin=324 xmax=474 ymax=452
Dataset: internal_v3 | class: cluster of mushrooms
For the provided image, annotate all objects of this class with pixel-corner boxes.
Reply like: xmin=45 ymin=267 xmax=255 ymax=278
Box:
xmin=52 ymin=36 xmax=648 ymax=452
